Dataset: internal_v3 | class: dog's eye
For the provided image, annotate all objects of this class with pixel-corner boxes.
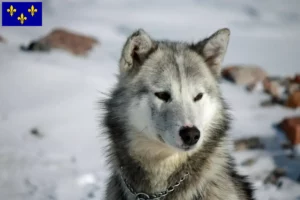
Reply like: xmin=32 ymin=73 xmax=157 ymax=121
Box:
xmin=155 ymin=92 xmax=171 ymax=102
xmin=194 ymin=93 xmax=203 ymax=102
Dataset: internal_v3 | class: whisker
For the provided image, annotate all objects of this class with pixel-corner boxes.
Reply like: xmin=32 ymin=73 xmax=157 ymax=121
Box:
xmin=138 ymin=126 xmax=148 ymax=134
xmin=100 ymin=91 xmax=110 ymax=97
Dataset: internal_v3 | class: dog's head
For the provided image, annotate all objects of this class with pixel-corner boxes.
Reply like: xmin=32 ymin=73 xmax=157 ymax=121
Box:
xmin=115 ymin=29 xmax=230 ymax=152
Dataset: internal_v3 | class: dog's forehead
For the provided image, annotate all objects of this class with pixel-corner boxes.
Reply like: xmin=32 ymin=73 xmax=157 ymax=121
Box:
xmin=142 ymin=42 xmax=211 ymax=88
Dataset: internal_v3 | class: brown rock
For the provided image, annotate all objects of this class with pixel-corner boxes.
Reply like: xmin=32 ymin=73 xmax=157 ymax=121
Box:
xmin=287 ymin=83 xmax=300 ymax=95
xmin=39 ymin=28 xmax=99 ymax=55
xmin=285 ymin=91 xmax=300 ymax=109
xmin=222 ymin=65 xmax=267 ymax=85
xmin=279 ymin=116 xmax=300 ymax=145
xmin=292 ymin=74 xmax=300 ymax=84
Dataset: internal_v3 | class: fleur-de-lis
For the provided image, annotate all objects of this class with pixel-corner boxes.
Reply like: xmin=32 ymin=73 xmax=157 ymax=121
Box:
xmin=7 ymin=5 xmax=16 ymax=16
xmin=17 ymin=13 xmax=27 ymax=25
xmin=28 ymin=5 xmax=38 ymax=16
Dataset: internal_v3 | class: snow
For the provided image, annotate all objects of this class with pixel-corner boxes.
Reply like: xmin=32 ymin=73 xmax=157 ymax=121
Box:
xmin=0 ymin=0 xmax=300 ymax=199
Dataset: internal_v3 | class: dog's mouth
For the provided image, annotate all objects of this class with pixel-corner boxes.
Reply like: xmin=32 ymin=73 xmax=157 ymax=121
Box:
xmin=177 ymin=145 xmax=195 ymax=151
xmin=182 ymin=146 xmax=191 ymax=151
xmin=157 ymin=134 xmax=195 ymax=152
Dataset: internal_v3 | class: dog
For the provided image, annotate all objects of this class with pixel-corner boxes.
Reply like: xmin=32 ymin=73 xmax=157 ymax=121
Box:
xmin=102 ymin=28 xmax=254 ymax=200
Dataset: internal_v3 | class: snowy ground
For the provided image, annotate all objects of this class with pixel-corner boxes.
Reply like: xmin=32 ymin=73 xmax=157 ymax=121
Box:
xmin=0 ymin=0 xmax=300 ymax=199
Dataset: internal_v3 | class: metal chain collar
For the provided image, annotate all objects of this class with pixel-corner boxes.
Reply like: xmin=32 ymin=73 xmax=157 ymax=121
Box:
xmin=120 ymin=167 xmax=189 ymax=200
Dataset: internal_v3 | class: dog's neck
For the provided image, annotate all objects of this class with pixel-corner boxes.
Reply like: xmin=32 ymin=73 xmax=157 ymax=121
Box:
xmin=117 ymin=130 xmax=230 ymax=199
xmin=114 ymin=132 xmax=189 ymax=196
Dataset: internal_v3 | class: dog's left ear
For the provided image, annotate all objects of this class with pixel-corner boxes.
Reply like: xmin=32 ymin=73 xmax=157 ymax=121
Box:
xmin=191 ymin=28 xmax=230 ymax=77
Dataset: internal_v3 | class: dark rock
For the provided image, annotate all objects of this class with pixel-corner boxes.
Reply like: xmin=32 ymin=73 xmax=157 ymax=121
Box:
xmin=281 ymin=142 xmax=293 ymax=150
xmin=241 ymin=158 xmax=257 ymax=166
xmin=260 ymin=97 xmax=285 ymax=107
xmin=297 ymin=174 xmax=300 ymax=183
xmin=277 ymin=181 xmax=283 ymax=189
xmin=20 ymin=40 xmax=51 ymax=52
xmin=0 ymin=35 xmax=5 ymax=43
xmin=287 ymin=152 xmax=296 ymax=159
xmin=88 ymin=191 xmax=95 ymax=198
xmin=264 ymin=168 xmax=286 ymax=185
xmin=30 ymin=128 xmax=43 ymax=138
xmin=234 ymin=137 xmax=264 ymax=151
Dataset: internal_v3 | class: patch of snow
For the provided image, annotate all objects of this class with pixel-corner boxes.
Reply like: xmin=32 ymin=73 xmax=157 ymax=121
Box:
xmin=77 ymin=174 xmax=96 ymax=186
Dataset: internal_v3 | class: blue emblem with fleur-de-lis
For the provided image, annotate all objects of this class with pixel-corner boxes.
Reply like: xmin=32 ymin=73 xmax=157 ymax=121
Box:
xmin=2 ymin=2 xmax=42 ymax=26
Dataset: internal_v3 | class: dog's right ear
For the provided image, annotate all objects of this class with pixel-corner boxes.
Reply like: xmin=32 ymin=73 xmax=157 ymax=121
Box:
xmin=119 ymin=29 xmax=156 ymax=75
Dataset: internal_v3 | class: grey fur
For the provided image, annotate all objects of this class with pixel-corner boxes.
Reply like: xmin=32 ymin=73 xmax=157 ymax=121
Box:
xmin=101 ymin=28 xmax=254 ymax=200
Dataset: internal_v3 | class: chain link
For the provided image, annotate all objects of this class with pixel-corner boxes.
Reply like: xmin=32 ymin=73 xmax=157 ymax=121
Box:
xmin=120 ymin=167 xmax=189 ymax=200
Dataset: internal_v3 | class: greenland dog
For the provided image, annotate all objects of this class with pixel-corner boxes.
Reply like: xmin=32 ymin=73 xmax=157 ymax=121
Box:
xmin=102 ymin=28 xmax=254 ymax=200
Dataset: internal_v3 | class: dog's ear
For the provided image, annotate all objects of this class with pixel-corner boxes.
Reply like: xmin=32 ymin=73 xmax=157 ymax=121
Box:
xmin=119 ymin=29 xmax=157 ymax=75
xmin=191 ymin=28 xmax=230 ymax=77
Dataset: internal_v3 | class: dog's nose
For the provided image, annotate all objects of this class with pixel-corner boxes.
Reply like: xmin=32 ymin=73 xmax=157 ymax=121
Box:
xmin=179 ymin=126 xmax=200 ymax=146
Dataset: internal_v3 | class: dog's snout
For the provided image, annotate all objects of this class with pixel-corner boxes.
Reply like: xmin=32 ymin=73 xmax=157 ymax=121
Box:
xmin=179 ymin=126 xmax=200 ymax=146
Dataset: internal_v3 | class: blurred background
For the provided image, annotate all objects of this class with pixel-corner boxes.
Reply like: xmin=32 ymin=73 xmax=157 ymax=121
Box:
xmin=0 ymin=0 xmax=300 ymax=199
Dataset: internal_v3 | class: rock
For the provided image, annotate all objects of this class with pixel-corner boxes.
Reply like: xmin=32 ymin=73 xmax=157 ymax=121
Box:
xmin=88 ymin=191 xmax=95 ymax=198
xmin=260 ymin=97 xmax=285 ymax=107
xmin=291 ymin=74 xmax=300 ymax=84
xmin=245 ymin=83 xmax=257 ymax=92
xmin=281 ymin=142 xmax=293 ymax=150
xmin=285 ymin=91 xmax=300 ymax=108
xmin=234 ymin=137 xmax=264 ymax=151
xmin=264 ymin=168 xmax=286 ymax=185
xmin=263 ymin=78 xmax=281 ymax=98
xmin=279 ymin=116 xmax=300 ymax=145
xmin=20 ymin=40 xmax=51 ymax=52
xmin=222 ymin=65 xmax=267 ymax=85
xmin=39 ymin=28 xmax=99 ymax=55
xmin=0 ymin=35 xmax=6 ymax=43
xmin=277 ymin=181 xmax=283 ymax=189
xmin=260 ymin=75 xmax=299 ymax=108
xmin=263 ymin=76 xmax=291 ymax=98
xmin=287 ymin=83 xmax=300 ymax=95
xmin=222 ymin=66 xmax=236 ymax=82
xmin=30 ymin=127 xmax=43 ymax=138
xmin=241 ymin=158 xmax=257 ymax=166
xmin=297 ymin=174 xmax=300 ymax=183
